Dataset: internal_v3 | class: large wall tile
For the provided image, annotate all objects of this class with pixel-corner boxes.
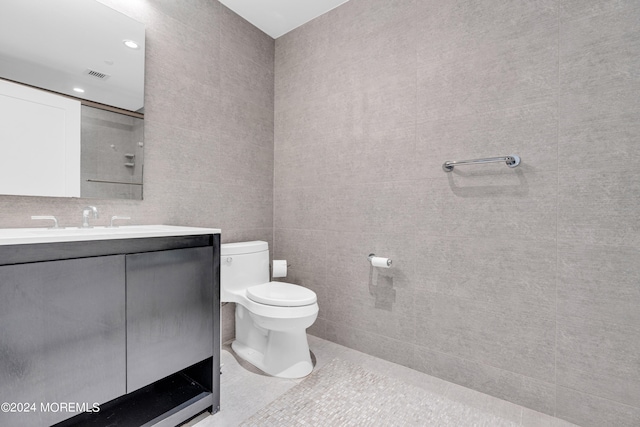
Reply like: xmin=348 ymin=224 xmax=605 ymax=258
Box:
xmin=324 ymin=320 xmax=415 ymax=368
xmin=144 ymin=7 xmax=220 ymax=88
xmin=560 ymin=0 xmax=640 ymax=22
xmin=143 ymin=122 xmax=218 ymax=184
xmin=412 ymin=345 xmax=556 ymax=415
xmin=557 ymin=387 xmax=640 ymax=427
xmin=322 ymin=229 xmax=416 ymax=341
xmin=416 ymin=102 xmax=558 ymax=178
xmin=220 ymin=48 xmax=274 ymax=112
xmin=415 ymin=291 xmax=555 ymax=382
xmin=277 ymin=6 xmax=415 ymax=111
xmin=273 ymin=0 xmax=640 ymax=421
xmin=217 ymin=183 xmax=273 ymax=230
xmin=219 ymin=5 xmax=274 ymax=70
xmin=327 ymin=285 xmax=415 ymax=342
xmin=558 ymin=243 xmax=640 ymax=326
xmin=221 ymin=228 xmax=273 ymax=246
xmin=414 ymin=234 xmax=557 ymax=318
xmin=274 ymin=142 xmax=328 ymax=189
xmin=273 ymin=186 xmax=331 ymax=230
xmin=275 ymin=19 xmax=336 ymax=77
xmin=273 ymin=228 xmax=329 ymax=279
xmin=214 ymin=131 xmax=273 ymax=189
xmin=417 ymin=18 xmax=557 ymax=121
xmin=219 ymin=93 xmax=274 ymax=151
xmin=417 ymin=0 xmax=557 ymax=62
xmin=274 ymin=96 xmax=346 ymax=151
xmin=559 ymin=87 xmax=640 ymax=173
xmin=322 ymin=125 xmax=417 ymax=186
xmin=560 ymin=4 xmax=640 ymax=93
xmin=221 ymin=302 xmax=235 ymax=344
xmin=145 ymin=0 xmax=221 ymax=36
xmin=414 ymin=171 xmax=558 ymax=241
xmin=558 ymin=168 xmax=640 ymax=247
xmin=144 ymin=70 xmax=220 ymax=135
xmin=557 ymin=315 xmax=640 ymax=407
xmin=325 ymin=230 xmax=416 ymax=335
xmin=321 ymin=182 xmax=418 ymax=233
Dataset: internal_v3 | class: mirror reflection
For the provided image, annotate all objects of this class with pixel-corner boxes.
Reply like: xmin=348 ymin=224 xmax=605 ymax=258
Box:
xmin=81 ymin=106 xmax=144 ymax=200
xmin=0 ymin=0 xmax=145 ymax=200
xmin=0 ymin=0 xmax=145 ymax=112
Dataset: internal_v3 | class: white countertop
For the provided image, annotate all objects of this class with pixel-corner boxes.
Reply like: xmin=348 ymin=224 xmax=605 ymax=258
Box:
xmin=0 ymin=225 xmax=221 ymax=246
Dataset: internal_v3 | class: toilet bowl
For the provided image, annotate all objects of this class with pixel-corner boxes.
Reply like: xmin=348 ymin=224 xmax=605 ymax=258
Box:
xmin=221 ymin=241 xmax=319 ymax=378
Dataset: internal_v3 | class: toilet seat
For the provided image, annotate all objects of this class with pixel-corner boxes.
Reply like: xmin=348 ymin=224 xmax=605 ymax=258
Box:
xmin=246 ymin=282 xmax=316 ymax=307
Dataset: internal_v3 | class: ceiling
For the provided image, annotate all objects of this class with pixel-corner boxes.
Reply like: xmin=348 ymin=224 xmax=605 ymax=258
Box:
xmin=218 ymin=0 xmax=350 ymax=39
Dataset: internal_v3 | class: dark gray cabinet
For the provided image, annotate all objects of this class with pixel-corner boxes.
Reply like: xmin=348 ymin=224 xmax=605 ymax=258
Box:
xmin=126 ymin=247 xmax=213 ymax=392
xmin=0 ymin=234 xmax=220 ymax=427
xmin=0 ymin=256 xmax=126 ymax=427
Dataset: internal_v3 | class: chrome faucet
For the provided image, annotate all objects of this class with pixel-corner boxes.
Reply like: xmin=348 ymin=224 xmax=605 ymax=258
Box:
xmin=82 ymin=206 xmax=99 ymax=228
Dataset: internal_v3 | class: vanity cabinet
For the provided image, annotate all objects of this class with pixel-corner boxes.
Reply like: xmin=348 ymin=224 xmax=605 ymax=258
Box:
xmin=0 ymin=256 xmax=126 ymax=427
xmin=127 ymin=247 xmax=213 ymax=392
xmin=0 ymin=231 xmax=220 ymax=427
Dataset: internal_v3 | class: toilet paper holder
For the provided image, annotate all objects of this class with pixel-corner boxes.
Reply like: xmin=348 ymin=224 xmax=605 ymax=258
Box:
xmin=368 ymin=253 xmax=392 ymax=267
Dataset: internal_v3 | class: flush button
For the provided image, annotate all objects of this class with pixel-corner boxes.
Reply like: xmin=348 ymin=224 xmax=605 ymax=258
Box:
xmin=225 ymin=257 xmax=232 ymax=265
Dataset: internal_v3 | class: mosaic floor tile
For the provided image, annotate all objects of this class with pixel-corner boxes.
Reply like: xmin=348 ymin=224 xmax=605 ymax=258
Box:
xmin=239 ymin=358 xmax=520 ymax=427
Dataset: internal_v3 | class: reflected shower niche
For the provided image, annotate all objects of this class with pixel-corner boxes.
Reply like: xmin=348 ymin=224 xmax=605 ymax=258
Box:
xmin=81 ymin=106 xmax=144 ymax=200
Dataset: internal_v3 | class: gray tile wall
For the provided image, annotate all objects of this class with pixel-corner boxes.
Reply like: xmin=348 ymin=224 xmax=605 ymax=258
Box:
xmin=273 ymin=1 xmax=640 ymax=425
xmin=0 ymin=0 xmax=274 ymax=344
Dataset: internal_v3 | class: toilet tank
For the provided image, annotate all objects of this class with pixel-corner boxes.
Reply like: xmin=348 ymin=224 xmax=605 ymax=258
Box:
xmin=220 ymin=241 xmax=270 ymax=300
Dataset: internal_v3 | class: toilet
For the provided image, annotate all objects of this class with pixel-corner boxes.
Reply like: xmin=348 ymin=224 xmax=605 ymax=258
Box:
xmin=221 ymin=241 xmax=318 ymax=378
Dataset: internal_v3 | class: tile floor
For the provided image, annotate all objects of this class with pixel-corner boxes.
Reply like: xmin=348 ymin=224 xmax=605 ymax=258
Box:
xmin=185 ymin=335 xmax=579 ymax=427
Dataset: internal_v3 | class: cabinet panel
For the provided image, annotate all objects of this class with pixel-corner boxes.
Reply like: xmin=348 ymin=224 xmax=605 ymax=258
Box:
xmin=0 ymin=256 xmax=126 ymax=427
xmin=126 ymin=247 xmax=213 ymax=393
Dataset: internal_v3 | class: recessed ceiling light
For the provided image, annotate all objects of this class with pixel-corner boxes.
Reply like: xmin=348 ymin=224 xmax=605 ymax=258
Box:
xmin=123 ymin=40 xmax=139 ymax=49
xmin=73 ymin=87 xmax=85 ymax=93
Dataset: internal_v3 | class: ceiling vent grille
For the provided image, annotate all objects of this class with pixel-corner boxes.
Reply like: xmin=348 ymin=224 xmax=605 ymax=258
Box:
xmin=84 ymin=69 xmax=111 ymax=80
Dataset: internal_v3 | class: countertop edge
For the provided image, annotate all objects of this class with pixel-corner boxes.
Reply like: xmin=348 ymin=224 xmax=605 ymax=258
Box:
xmin=0 ymin=225 xmax=222 ymax=246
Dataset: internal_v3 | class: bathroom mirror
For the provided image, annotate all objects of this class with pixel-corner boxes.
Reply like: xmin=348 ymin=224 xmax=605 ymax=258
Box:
xmin=0 ymin=0 xmax=145 ymax=200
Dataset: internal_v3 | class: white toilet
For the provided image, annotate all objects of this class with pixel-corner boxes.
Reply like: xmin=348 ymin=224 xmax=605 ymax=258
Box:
xmin=221 ymin=241 xmax=319 ymax=379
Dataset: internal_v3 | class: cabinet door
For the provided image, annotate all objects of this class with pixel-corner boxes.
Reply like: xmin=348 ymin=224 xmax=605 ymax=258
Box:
xmin=0 ymin=256 xmax=126 ymax=427
xmin=126 ymin=247 xmax=213 ymax=392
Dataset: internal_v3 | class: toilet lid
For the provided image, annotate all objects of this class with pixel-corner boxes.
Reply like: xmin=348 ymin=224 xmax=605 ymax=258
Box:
xmin=246 ymin=282 xmax=317 ymax=307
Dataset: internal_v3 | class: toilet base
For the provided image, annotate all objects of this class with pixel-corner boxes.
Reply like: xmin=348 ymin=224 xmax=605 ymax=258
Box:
xmin=233 ymin=304 xmax=315 ymax=379
xmin=232 ymin=338 xmax=313 ymax=379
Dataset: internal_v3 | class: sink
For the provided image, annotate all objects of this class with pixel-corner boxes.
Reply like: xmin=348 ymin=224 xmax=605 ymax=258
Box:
xmin=0 ymin=225 xmax=221 ymax=246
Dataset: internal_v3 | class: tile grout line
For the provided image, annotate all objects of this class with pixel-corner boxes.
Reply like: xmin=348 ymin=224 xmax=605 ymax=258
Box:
xmin=554 ymin=1 xmax=560 ymax=419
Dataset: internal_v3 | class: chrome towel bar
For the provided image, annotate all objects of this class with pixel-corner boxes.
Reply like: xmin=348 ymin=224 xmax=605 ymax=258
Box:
xmin=442 ymin=155 xmax=521 ymax=172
